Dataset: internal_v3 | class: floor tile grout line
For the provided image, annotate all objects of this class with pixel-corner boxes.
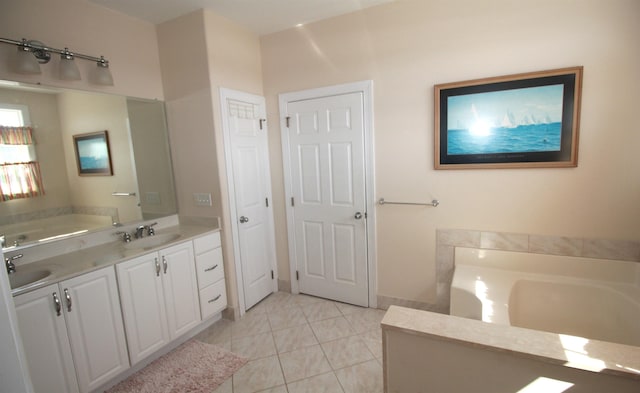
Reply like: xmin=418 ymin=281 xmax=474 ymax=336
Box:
xmin=287 ymin=370 xmax=346 ymax=393
xmin=268 ymin=301 xmax=290 ymax=393
xmin=274 ymin=341 xmax=290 ymax=393
xmin=274 ymin=294 xmax=323 ymax=393
xmin=290 ymin=307 xmax=347 ymax=393
xmin=279 ymin=296 xmax=340 ymax=391
xmin=221 ymin=292 xmax=383 ymax=393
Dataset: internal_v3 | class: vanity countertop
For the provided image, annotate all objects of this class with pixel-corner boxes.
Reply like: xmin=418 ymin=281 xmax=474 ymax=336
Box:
xmin=10 ymin=222 xmax=220 ymax=297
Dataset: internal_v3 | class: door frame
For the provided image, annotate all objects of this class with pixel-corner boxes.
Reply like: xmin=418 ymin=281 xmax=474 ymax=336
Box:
xmin=278 ymin=80 xmax=377 ymax=308
xmin=219 ymin=87 xmax=278 ymax=316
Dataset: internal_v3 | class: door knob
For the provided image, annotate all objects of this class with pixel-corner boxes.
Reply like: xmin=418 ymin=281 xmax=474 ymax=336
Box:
xmin=239 ymin=216 xmax=249 ymax=223
xmin=354 ymin=212 xmax=363 ymax=220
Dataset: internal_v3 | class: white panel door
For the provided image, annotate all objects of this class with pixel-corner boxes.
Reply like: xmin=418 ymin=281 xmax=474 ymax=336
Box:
xmin=222 ymin=91 xmax=277 ymax=310
xmin=286 ymin=92 xmax=368 ymax=306
xmin=61 ymin=267 xmax=129 ymax=393
xmin=116 ymin=252 xmax=169 ymax=365
xmin=14 ymin=284 xmax=79 ymax=393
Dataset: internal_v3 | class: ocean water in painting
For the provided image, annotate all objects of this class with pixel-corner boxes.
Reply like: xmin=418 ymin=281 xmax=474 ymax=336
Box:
xmin=446 ymin=84 xmax=564 ymax=155
xmin=79 ymin=156 xmax=109 ymax=169
xmin=77 ymin=138 xmax=109 ymax=169
xmin=447 ymin=122 xmax=562 ymax=155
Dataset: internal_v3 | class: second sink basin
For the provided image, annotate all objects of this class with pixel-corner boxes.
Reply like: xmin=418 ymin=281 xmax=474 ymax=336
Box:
xmin=123 ymin=233 xmax=181 ymax=250
xmin=9 ymin=269 xmax=52 ymax=289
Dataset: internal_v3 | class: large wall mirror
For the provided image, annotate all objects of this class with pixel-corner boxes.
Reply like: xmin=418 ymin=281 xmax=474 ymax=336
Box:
xmin=0 ymin=80 xmax=177 ymax=250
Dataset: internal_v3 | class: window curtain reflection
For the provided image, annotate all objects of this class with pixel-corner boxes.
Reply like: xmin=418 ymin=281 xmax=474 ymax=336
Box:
xmin=0 ymin=126 xmax=44 ymax=201
xmin=0 ymin=126 xmax=35 ymax=144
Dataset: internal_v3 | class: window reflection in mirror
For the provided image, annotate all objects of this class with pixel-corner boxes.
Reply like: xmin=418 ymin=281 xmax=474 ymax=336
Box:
xmin=0 ymin=81 xmax=177 ymax=250
xmin=0 ymin=104 xmax=45 ymax=201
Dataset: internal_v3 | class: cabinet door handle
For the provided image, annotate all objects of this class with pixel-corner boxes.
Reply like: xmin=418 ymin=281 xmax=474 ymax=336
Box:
xmin=204 ymin=264 xmax=218 ymax=272
xmin=52 ymin=292 xmax=61 ymax=316
xmin=63 ymin=288 xmax=72 ymax=312
xmin=155 ymin=257 xmax=160 ymax=277
xmin=162 ymin=256 xmax=168 ymax=274
xmin=208 ymin=294 xmax=222 ymax=303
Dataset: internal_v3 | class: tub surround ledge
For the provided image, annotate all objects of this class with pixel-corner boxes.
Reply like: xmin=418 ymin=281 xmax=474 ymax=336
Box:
xmin=382 ymin=305 xmax=640 ymax=381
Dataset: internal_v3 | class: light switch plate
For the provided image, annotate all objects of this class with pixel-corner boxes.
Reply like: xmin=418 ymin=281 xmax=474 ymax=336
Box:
xmin=193 ymin=193 xmax=212 ymax=206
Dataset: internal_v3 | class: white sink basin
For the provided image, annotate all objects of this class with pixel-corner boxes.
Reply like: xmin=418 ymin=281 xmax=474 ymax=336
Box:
xmin=9 ymin=269 xmax=52 ymax=289
xmin=123 ymin=233 xmax=181 ymax=250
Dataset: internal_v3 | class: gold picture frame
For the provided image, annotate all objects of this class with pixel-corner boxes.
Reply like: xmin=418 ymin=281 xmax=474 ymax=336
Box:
xmin=435 ymin=66 xmax=583 ymax=169
xmin=73 ymin=130 xmax=113 ymax=176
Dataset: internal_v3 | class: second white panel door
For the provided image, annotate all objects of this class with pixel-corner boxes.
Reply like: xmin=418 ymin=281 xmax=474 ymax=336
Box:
xmin=285 ymin=92 xmax=368 ymax=307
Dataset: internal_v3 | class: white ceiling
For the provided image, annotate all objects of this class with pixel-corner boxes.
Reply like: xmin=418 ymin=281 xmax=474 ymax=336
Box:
xmin=88 ymin=0 xmax=394 ymax=35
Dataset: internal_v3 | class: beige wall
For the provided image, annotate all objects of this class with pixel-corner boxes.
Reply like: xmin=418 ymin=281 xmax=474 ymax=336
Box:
xmin=260 ymin=0 xmax=640 ymax=304
xmin=157 ymin=9 xmax=264 ymax=314
xmin=0 ymin=0 xmax=163 ymax=100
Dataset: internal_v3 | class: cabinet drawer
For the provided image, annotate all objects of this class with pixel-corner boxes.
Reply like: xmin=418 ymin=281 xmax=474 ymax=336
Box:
xmin=195 ymin=247 xmax=224 ymax=289
xmin=193 ymin=232 xmax=221 ymax=254
xmin=200 ymin=279 xmax=227 ymax=319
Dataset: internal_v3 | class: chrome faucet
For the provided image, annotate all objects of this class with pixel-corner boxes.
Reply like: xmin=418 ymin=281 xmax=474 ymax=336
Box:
xmin=134 ymin=225 xmax=146 ymax=239
xmin=5 ymin=254 xmax=22 ymax=275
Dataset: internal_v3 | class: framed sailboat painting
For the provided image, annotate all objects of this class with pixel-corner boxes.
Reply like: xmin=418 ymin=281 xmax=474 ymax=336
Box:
xmin=434 ymin=66 xmax=582 ymax=169
xmin=73 ymin=130 xmax=113 ymax=176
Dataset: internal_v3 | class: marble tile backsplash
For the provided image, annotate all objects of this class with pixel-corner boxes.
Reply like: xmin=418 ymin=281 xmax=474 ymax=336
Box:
xmin=434 ymin=229 xmax=640 ymax=314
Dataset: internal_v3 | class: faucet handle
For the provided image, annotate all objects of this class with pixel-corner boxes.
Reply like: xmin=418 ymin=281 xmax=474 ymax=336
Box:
xmin=115 ymin=231 xmax=132 ymax=243
xmin=6 ymin=254 xmax=23 ymax=262
xmin=5 ymin=254 xmax=22 ymax=274
xmin=145 ymin=222 xmax=158 ymax=236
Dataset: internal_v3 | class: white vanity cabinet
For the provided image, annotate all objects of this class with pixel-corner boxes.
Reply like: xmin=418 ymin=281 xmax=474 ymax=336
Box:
xmin=14 ymin=266 xmax=129 ymax=393
xmin=116 ymin=240 xmax=201 ymax=365
xmin=14 ymin=284 xmax=79 ymax=393
xmin=193 ymin=231 xmax=227 ymax=319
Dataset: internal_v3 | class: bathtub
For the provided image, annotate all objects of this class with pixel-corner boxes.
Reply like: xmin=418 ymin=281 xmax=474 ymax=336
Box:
xmin=450 ymin=247 xmax=640 ymax=347
xmin=0 ymin=213 xmax=113 ymax=247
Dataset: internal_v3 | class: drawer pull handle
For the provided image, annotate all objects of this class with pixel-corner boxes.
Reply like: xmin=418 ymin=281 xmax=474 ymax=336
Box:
xmin=64 ymin=288 xmax=72 ymax=312
xmin=208 ymin=295 xmax=222 ymax=303
xmin=53 ymin=292 xmax=61 ymax=316
xmin=204 ymin=264 xmax=218 ymax=272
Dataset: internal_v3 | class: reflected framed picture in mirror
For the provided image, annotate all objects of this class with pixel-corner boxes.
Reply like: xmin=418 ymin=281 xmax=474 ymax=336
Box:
xmin=73 ymin=130 xmax=113 ymax=176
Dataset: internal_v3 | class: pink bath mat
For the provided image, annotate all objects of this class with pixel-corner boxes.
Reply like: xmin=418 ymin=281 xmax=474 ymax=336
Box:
xmin=106 ymin=339 xmax=247 ymax=393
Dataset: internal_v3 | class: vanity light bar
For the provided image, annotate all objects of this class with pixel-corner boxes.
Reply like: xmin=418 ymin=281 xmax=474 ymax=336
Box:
xmin=0 ymin=37 xmax=113 ymax=85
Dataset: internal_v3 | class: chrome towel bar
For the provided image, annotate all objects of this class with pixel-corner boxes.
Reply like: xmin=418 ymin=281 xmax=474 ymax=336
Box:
xmin=111 ymin=192 xmax=137 ymax=197
xmin=378 ymin=198 xmax=439 ymax=207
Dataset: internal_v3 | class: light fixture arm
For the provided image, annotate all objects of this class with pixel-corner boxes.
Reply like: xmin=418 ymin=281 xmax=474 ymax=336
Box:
xmin=0 ymin=37 xmax=110 ymax=67
xmin=1 ymin=37 xmax=113 ymax=85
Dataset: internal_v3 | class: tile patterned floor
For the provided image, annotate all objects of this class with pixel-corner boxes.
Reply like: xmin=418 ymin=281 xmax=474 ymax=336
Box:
xmin=195 ymin=292 xmax=385 ymax=393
